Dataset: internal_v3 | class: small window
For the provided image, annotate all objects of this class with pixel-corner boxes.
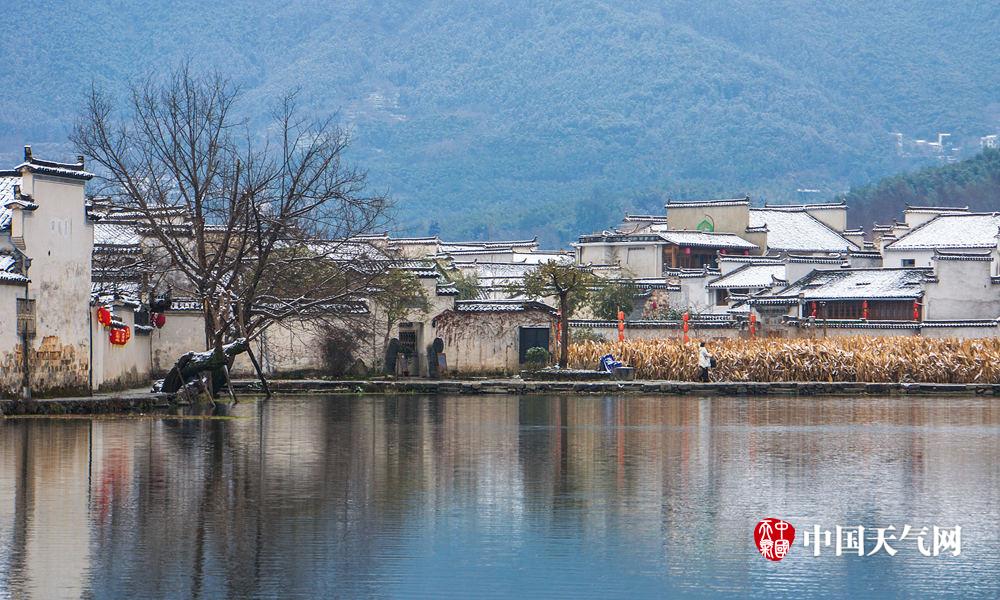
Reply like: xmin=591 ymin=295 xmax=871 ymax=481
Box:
xmin=901 ymin=259 xmax=915 ymax=267
xmin=715 ymin=290 xmax=728 ymax=306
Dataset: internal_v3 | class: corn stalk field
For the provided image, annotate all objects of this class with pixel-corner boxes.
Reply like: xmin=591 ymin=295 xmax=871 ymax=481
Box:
xmin=568 ymin=337 xmax=1000 ymax=383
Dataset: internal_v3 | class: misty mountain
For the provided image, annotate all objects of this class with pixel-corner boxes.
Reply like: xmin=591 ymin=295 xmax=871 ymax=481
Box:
xmin=3 ymin=1 xmax=998 ymax=245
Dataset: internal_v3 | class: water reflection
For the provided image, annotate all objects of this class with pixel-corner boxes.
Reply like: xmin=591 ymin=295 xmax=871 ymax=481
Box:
xmin=1 ymin=396 xmax=998 ymax=599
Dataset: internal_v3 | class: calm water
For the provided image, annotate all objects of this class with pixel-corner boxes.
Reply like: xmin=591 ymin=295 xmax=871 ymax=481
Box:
xmin=1 ymin=395 xmax=998 ymax=599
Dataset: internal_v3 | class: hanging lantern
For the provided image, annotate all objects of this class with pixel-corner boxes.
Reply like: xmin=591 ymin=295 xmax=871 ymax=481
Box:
xmin=913 ymin=300 xmax=920 ymax=321
xmin=749 ymin=313 xmax=757 ymax=337
xmin=109 ymin=328 xmax=120 ymax=345
xmin=862 ymin=300 xmax=869 ymax=320
xmin=97 ymin=307 xmax=112 ymax=327
xmin=617 ymin=310 xmax=625 ymax=342
xmin=810 ymin=302 xmax=818 ymax=318
xmin=152 ymin=312 xmax=166 ymax=328
xmin=683 ymin=247 xmax=692 ymax=255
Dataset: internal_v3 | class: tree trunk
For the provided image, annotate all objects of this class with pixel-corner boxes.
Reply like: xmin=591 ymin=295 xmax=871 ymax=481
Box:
xmin=559 ymin=292 xmax=570 ymax=368
xmin=245 ymin=342 xmax=271 ymax=399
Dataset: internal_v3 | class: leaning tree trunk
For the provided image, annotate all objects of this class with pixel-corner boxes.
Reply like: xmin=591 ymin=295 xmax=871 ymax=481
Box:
xmin=161 ymin=338 xmax=250 ymax=398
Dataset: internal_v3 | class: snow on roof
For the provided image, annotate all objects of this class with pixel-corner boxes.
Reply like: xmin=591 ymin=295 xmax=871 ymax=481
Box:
xmin=904 ymin=205 xmax=970 ymax=214
xmin=749 ymin=208 xmax=859 ymax=252
xmin=454 ymin=261 xmax=537 ymax=279
xmin=511 ymin=252 xmax=573 ymax=265
xmin=764 ymin=268 xmax=927 ymax=301
xmin=14 ymin=157 xmax=94 ymax=180
xmin=0 ymin=254 xmax=27 ymax=284
xmin=884 ymin=213 xmax=1000 ymax=250
xmin=763 ymin=201 xmax=846 ymax=211
xmin=647 ymin=226 xmax=759 ymax=249
xmin=453 ymin=299 xmax=557 ymax=315
xmin=440 ymin=238 xmax=538 ymax=251
xmin=707 ymin=264 xmax=786 ymax=289
xmin=666 ymin=197 xmax=750 ymax=208
xmin=94 ymin=223 xmax=142 ymax=248
xmin=0 ymin=175 xmax=18 ymax=231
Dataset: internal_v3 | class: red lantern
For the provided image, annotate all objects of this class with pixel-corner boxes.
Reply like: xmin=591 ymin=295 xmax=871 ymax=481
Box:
xmin=683 ymin=247 xmax=692 ymax=255
xmin=749 ymin=313 xmax=757 ymax=337
xmin=810 ymin=302 xmax=818 ymax=318
xmin=97 ymin=307 xmax=112 ymax=327
xmin=108 ymin=326 xmax=131 ymax=346
xmin=862 ymin=300 xmax=869 ymax=320
xmin=913 ymin=301 xmax=920 ymax=321
xmin=617 ymin=310 xmax=625 ymax=342
xmin=152 ymin=312 xmax=166 ymax=328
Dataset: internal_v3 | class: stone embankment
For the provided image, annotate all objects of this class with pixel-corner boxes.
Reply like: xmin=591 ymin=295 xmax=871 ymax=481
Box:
xmin=0 ymin=391 xmax=171 ymax=416
xmin=231 ymin=379 xmax=1000 ymax=397
xmin=2 ymin=380 xmax=998 ymax=416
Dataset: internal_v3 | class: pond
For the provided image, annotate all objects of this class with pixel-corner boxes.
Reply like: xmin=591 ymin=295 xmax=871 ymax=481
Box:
xmin=0 ymin=395 xmax=998 ymax=599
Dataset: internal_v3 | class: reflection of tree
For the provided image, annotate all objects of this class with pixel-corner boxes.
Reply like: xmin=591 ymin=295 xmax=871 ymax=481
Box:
xmin=2 ymin=397 xmax=1000 ymax=596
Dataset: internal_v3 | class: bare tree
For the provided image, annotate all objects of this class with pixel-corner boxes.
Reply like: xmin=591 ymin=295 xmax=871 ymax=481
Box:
xmin=73 ymin=64 xmax=391 ymax=394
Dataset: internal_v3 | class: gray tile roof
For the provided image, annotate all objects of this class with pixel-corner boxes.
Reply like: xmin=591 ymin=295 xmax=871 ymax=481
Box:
xmin=707 ymin=264 xmax=786 ymax=289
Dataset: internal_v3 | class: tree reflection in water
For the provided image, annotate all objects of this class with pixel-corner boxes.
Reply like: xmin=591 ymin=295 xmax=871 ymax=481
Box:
xmin=0 ymin=395 xmax=998 ymax=599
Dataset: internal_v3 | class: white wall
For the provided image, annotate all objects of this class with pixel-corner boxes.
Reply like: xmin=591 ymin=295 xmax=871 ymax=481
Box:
xmin=16 ymin=172 xmax=94 ymax=395
xmin=925 ymin=258 xmax=1000 ymax=321
xmin=90 ymin=306 xmax=152 ymax=391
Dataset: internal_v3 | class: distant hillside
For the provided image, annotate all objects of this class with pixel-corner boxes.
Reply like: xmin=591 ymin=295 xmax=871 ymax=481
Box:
xmin=842 ymin=149 xmax=1000 ymax=229
xmin=2 ymin=1 xmax=999 ymax=245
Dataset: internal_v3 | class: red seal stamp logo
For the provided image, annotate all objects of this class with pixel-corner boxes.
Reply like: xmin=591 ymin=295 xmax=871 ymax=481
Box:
xmin=755 ymin=518 xmax=795 ymax=561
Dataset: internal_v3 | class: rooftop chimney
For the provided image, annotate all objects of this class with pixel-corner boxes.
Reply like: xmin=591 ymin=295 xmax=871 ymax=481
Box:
xmin=23 ymin=145 xmax=32 ymax=162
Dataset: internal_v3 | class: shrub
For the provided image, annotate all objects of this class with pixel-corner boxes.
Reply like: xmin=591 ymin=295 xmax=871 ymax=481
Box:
xmin=321 ymin=326 xmax=361 ymax=377
xmin=524 ymin=346 xmax=551 ymax=369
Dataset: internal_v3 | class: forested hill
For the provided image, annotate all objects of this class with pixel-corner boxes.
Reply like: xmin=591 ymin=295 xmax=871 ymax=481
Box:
xmin=842 ymin=149 xmax=1000 ymax=229
xmin=2 ymin=1 xmax=998 ymax=245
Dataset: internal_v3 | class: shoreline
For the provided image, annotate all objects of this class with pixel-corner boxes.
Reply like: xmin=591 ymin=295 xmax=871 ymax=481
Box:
xmin=2 ymin=379 xmax=998 ymax=417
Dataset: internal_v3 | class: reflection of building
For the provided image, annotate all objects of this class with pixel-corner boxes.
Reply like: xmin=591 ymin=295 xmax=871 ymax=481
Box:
xmin=2 ymin=397 xmax=999 ymax=595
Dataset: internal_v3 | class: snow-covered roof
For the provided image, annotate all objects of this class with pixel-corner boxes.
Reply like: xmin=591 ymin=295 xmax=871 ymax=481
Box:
xmin=749 ymin=208 xmax=859 ymax=252
xmin=760 ymin=268 xmax=928 ymax=302
xmin=0 ymin=175 xmax=21 ymax=231
xmin=0 ymin=254 xmax=27 ymax=284
xmin=13 ymin=154 xmax=94 ymax=181
xmin=647 ymin=227 xmax=759 ymax=250
xmin=763 ymin=201 xmax=846 ymax=211
xmin=707 ymin=264 xmax=786 ymax=290
xmin=511 ymin=252 xmax=574 ymax=265
xmin=666 ymin=197 xmax=750 ymax=208
xmin=94 ymin=223 xmax=142 ymax=248
xmin=454 ymin=261 xmax=536 ymax=278
xmin=903 ymin=205 xmax=970 ymax=214
xmin=439 ymin=238 xmax=538 ymax=252
xmin=452 ymin=300 xmax=557 ymax=315
xmin=884 ymin=213 xmax=1000 ymax=250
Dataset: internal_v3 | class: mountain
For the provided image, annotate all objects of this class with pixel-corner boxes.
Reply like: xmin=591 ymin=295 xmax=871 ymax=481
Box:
xmin=2 ymin=1 xmax=998 ymax=245
xmin=842 ymin=149 xmax=1000 ymax=228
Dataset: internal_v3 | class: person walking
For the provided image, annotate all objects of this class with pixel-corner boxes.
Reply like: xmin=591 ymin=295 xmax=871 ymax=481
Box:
xmin=698 ymin=341 xmax=713 ymax=382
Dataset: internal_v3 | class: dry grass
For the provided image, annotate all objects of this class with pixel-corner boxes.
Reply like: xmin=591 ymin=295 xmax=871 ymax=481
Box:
xmin=568 ymin=336 xmax=1000 ymax=383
